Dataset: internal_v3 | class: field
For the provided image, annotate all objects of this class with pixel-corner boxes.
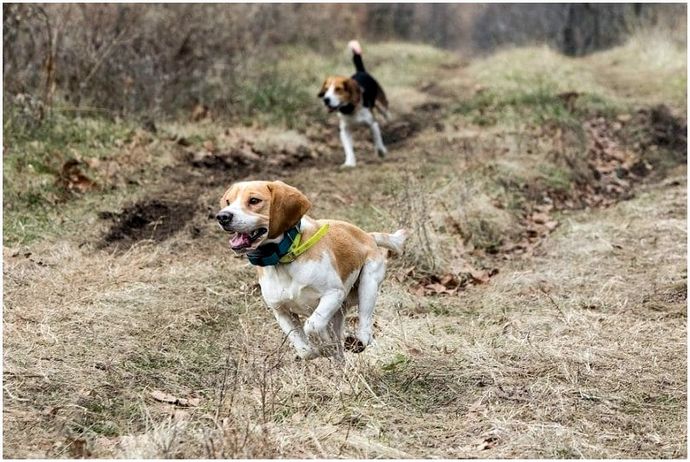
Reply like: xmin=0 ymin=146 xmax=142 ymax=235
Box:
xmin=3 ymin=36 xmax=687 ymax=458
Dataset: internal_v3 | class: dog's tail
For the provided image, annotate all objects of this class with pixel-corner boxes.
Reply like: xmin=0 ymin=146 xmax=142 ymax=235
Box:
xmin=348 ymin=40 xmax=366 ymax=73
xmin=371 ymin=229 xmax=408 ymax=255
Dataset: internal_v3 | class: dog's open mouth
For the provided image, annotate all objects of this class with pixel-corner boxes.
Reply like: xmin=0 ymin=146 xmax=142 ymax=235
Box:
xmin=323 ymin=101 xmax=337 ymax=113
xmin=229 ymin=228 xmax=267 ymax=252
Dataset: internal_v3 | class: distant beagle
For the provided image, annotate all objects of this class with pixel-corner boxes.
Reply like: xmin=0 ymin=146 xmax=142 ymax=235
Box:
xmin=318 ymin=40 xmax=389 ymax=167
xmin=217 ymin=180 xmax=407 ymax=360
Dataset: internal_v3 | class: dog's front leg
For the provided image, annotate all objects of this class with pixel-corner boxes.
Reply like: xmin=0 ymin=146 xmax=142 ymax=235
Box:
xmin=304 ymin=290 xmax=345 ymax=350
xmin=328 ymin=308 xmax=346 ymax=361
xmin=272 ymin=308 xmax=319 ymax=360
xmin=339 ymin=119 xmax=356 ymax=167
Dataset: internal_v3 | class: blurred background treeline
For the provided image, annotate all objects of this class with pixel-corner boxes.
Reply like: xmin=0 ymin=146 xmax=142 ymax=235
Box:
xmin=3 ymin=3 xmax=686 ymax=121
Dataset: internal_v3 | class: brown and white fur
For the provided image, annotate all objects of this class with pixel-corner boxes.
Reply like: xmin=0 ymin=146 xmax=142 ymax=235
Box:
xmin=318 ymin=40 xmax=389 ymax=167
xmin=217 ymin=180 xmax=407 ymax=359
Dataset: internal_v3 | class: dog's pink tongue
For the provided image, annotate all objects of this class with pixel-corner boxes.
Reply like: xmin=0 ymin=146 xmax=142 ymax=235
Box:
xmin=229 ymin=233 xmax=251 ymax=249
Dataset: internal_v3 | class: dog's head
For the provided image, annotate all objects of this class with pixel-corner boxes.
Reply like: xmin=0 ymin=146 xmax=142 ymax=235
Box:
xmin=317 ymin=76 xmax=361 ymax=112
xmin=217 ymin=180 xmax=311 ymax=253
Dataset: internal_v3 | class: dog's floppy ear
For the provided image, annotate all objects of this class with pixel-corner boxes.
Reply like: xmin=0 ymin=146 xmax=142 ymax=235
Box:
xmin=267 ymin=181 xmax=311 ymax=238
xmin=344 ymin=78 xmax=361 ymax=105
xmin=317 ymin=78 xmax=329 ymax=98
xmin=219 ymin=184 xmax=238 ymax=209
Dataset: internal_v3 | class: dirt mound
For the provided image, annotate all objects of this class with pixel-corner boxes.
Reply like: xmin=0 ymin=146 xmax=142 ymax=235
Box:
xmin=187 ymin=145 xmax=315 ymax=172
xmin=177 ymin=129 xmax=324 ymax=188
xmin=99 ymin=200 xmax=195 ymax=248
xmin=633 ymin=104 xmax=687 ymax=157
xmin=383 ymin=117 xmax=423 ymax=145
xmin=384 ymin=101 xmax=444 ymax=145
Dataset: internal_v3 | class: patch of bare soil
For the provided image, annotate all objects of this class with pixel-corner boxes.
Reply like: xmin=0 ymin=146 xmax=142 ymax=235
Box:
xmin=184 ymin=137 xmax=318 ymax=175
xmin=167 ymin=124 xmax=355 ymax=190
xmin=636 ymin=104 xmax=687 ymax=155
xmin=383 ymin=102 xmax=444 ymax=145
xmin=99 ymin=200 xmax=196 ymax=248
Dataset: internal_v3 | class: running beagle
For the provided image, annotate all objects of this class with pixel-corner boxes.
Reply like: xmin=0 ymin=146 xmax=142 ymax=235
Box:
xmin=217 ymin=180 xmax=406 ymax=360
xmin=318 ymin=40 xmax=389 ymax=167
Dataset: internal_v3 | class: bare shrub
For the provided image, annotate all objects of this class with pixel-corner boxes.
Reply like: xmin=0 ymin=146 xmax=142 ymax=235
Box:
xmin=4 ymin=3 xmax=685 ymax=123
xmin=3 ymin=4 xmax=359 ymax=118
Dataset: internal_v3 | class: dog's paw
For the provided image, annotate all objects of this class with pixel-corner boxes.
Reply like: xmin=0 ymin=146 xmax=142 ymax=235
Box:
xmin=344 ymin=335 xmax=366 ymax=353
xmin=304 ymin=319 xmax=330 ymax=344
xmin=294 ymin=346 xmax=320 ymax=361
xmin=340 ymin=162 xmax=356 ymax=169
xmin=376 ymin=146 xmax=387 ymax=158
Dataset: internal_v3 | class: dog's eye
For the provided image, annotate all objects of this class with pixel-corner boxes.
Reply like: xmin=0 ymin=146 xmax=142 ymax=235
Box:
xmin=226 ymin=200 xmax=230 ymax=205
xmin=248 ymin=197 xmax=262 ymax=205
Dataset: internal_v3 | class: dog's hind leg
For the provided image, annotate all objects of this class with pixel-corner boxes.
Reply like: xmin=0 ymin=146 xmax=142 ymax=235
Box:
xmin=359 ymin=107 xmax=387 ymax=158
xmin=370 ymin=120 xmax=387 ymax=158
xmin=345 ymin=257 xmax=385 ymax=352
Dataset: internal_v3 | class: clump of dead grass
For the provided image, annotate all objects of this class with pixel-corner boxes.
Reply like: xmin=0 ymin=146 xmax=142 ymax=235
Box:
xmin=459 ymin=32 xmax=686 ymax=125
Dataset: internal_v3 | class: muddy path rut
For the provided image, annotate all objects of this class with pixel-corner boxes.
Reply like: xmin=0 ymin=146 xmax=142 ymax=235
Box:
xmin=97 ymin=100 xmax=447 ymax=249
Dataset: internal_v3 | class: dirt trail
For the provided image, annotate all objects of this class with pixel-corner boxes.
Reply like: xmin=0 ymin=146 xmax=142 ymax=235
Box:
xmin=97 ymin=97 xmax=448 ymax=250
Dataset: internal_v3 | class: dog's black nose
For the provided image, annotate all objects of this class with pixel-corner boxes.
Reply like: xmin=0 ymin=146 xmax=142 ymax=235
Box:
xmin=323 ymin=96 xmax=331 ymax=106
xmin=216 ymin=212 xmax=233 ymax=225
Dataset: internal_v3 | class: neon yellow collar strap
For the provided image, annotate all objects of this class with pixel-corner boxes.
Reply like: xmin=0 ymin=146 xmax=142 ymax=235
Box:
xmin=279 ymin=223 xmax=330 ymax=264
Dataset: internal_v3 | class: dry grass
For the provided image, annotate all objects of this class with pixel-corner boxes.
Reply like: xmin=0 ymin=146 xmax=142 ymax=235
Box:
xmin=4 ymin=39 xmax=687 ymax=458
xmin=466 ymin=30 xmax=686 ymax=110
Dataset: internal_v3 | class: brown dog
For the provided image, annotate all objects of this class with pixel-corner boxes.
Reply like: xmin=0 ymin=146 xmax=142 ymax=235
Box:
xmin=217 ymin=180 xmax=406 ymax=359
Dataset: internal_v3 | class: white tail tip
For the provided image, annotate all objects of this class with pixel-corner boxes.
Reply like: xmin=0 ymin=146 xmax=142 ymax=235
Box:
xmin=371 ymin=229 xmax=408 ymax=255
xmin=390 ymin=229 xmax=408 ymax=253
xmin=348 ymin=40 xmax=362 ymax=55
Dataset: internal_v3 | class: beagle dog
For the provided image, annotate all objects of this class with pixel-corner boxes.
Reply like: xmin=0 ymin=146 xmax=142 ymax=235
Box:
xmin=217 ymin=180 xmax=407 ymax=360
xmin=318 ymin=40 xmax=389 ymax=167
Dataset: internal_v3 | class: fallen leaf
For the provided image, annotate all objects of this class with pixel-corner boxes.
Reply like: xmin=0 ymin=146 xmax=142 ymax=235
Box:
xmin=439 ymin=273 xmax=459 ymax=288
xmin=150 ymin=390 xmax=200 ymax=407
xmin=477 ymin=436 xmax=498 ymax=451
xmin=407 ymin=347 xmax=422 ymax=356
xmin=191 ymin=104 xmax=210 ymax=122
xmin=531 ymin=212 xmax=550 ymax=224
xmin=470 ymin=270 xmax=490 ymax=284
xmin=425 ymin=282 xmax=450 ymax=294
xmin=331 ymin=194 xmax=349 ymax=205
xmin=59 ymin=159 xmax=97 ymax=193
xmin=202 ymin=140 xmax=216 ymax=152
xmin=67 ymin=437 xmax=90 ymax=458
